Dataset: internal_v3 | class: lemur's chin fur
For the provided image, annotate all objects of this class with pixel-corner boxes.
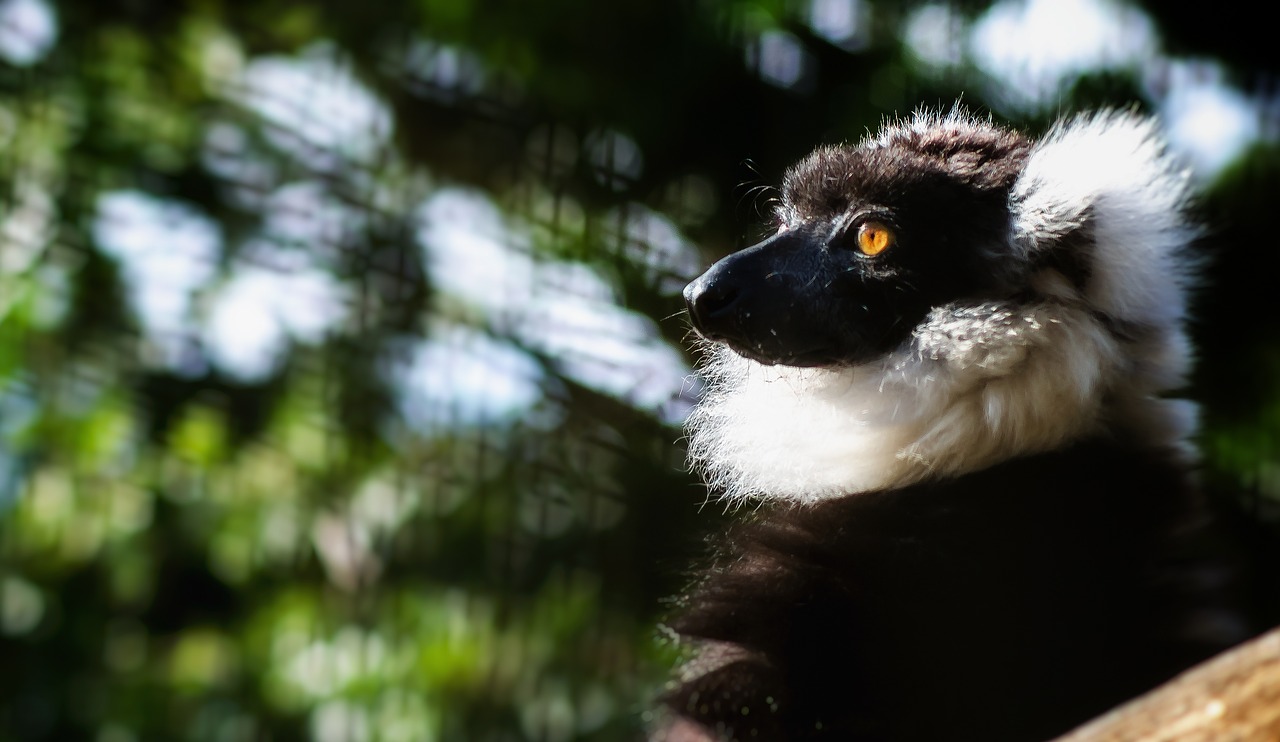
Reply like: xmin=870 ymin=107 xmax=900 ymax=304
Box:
xmin=686 ymin=110 xmax=1198 ymax=507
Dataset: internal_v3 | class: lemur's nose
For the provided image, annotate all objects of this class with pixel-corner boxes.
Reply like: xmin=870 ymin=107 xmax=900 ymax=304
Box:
xmin=684 ymin=271 xmax=740 ymax=341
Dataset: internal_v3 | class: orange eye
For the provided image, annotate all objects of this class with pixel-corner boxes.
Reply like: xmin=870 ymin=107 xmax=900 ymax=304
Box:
xmin=856 ymin=221 xmax=894 ymax=256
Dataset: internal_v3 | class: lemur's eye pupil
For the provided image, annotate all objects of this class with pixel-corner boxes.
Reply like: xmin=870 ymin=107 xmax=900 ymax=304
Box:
xmin=856 ymin=221 xmax=894 ymax=256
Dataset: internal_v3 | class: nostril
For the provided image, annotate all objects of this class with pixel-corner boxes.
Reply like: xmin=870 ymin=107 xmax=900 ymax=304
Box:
xmin=693 ymin=283 xmax=738 ymax=318
xmin=684 ymin=275 xmax=745 ymax=342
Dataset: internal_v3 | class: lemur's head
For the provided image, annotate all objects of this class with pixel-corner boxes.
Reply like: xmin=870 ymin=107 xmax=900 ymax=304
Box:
xmin=684 ymin=110 xmax=1197 ymax=506
xmin=686 ymin=118 xmax=1032 ymax=368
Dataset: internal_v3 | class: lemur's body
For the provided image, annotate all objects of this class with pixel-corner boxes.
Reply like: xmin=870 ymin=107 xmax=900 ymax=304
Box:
xmin=657 ymin=111 xmax=1251 ymax=741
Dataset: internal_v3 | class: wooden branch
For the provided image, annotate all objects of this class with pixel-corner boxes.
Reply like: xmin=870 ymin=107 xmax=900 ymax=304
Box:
xmin=1054 ymin=627 xmax=1280 ymax=741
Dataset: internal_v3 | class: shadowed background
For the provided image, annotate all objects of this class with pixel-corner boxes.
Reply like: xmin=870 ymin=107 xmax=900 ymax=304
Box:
xmin=1 ymin=0 xmax=1278 ymax=740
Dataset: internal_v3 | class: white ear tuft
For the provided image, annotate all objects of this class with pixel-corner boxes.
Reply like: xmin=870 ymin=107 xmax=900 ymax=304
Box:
xmin=1012 ymin=111 xmax=1198 ymax=382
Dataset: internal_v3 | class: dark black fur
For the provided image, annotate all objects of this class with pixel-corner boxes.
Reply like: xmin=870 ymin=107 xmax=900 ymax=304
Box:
xmin=656 ymin=438 xmax=1248 ymax=741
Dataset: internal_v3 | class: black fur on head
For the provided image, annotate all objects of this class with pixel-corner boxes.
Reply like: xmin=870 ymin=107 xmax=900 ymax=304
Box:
xmin=684 ymin=118 xmax=1032 ymax=366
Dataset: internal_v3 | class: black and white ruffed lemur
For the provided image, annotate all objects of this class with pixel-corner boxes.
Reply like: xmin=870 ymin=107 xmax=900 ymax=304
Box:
xmin=655 ymin=110 xmax=1255 ymax=742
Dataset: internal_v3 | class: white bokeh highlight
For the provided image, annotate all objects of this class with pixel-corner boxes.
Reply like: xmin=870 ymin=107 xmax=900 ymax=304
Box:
xmin=1153 ymin=61 xmax=1262 ymax=179
xmin=416 ymin=187 xmax=693 ymax=424
xmin=203 ymin=256 xmax=350 ymax=381
xmin=94 ymin=191 xmax=221 ymax=371
xmin=970 ymin=0 xmax=1157 ymax=110
xmin=900 ymin=0 xmax=1274 ymax=182
xmin=95 ymin=190 xmax=351 ymax=382
xmin=236 ymin=43 xmax=393 ymax=168
xmin=0 ymin=0 xmax=56 ymax=66
xmin=392 ymin=325 xmax=547 ymax=431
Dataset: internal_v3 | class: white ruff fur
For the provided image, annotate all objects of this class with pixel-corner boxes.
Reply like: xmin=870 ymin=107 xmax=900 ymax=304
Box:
xmin=687 ymin=111 xmax=1198 ymax=506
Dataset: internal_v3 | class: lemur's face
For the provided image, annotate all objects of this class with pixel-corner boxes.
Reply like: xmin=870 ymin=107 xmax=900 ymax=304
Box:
xmin=685 ymin=126 xmax=1032 ymax=367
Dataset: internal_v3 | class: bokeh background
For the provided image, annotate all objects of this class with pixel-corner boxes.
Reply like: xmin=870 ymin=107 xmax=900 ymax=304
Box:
xmin=2 ymin=1 xmax=1279 ymax=740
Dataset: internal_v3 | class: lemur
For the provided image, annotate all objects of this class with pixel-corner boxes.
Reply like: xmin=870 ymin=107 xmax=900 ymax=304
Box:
xmin=655 ymin=110 xmax=1253 ymax=742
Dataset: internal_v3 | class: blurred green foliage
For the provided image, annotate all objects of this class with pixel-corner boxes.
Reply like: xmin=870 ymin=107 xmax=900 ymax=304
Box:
xmin=1 ymin=0 xmax=1278 ymax=740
